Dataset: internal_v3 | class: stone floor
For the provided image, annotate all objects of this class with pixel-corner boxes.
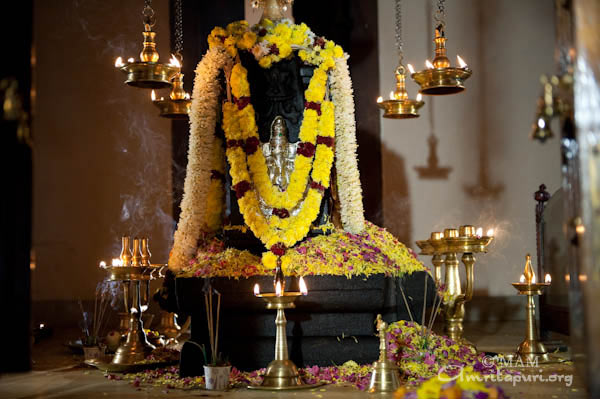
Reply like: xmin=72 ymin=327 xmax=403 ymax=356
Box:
xmin=0 ymin=321 xmax=588 ymax=399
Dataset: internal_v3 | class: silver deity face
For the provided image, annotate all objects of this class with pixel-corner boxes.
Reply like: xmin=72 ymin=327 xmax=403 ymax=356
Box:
xmin=262 ymin=116 xmax=298 ymax=192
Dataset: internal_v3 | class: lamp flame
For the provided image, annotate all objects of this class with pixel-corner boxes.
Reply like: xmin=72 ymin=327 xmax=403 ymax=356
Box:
xmin=457 ymin=55 xmax=468 ymax=68
xmin=520 ymin=274 xmax=525 ymax=283
xmin=476 ymin=227 xmax=483 ymax=238
xmin=151 ymin=90 xmax=156 ymax=101
xmin=275 ymin=281 xmax=282 ymax=297
xmin=99 ymin=261 xmax=107 ymax=268
xmin=537 ymin=117 xmax=546 ymax=129
xmin=486 ymin=228 xmax=494 ymax=237
xmin=389 ymin=91 xmax=395 ymax=100
xmin=127 ymin=57 xmax=135 ymax=63
xmin=532 ymin=274 xmax=536 ymax=284
xmin=299 ymin=277 xmax=308 ymax=295
xmin=185 ymin=93 xmax=191 ymax=100
xmin=416 ymin=93 xmax=423 ymax=102
xmin=407 ymin=63 xmax=415 ymax=74
xmin=170 ymin=54 xmax=181 ymax=68
xmin=254 ymin=283 xmax=260 ymax=296
xmin=545 ymin=274 xmax=551 ymax=284
xmin=112 ymin=258 xmax=123 ymax=267
xmin=115 ymin=57 xmax=124 ymax=67
xmin=377 ymin=96 xmax=383 ymax=103
xmin=426 ymin=60 xmax=434 ymax=69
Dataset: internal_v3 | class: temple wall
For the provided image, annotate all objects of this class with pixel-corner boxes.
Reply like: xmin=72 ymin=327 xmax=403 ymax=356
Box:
xmin=31 ymin=0 xmax=173 ymax=306
xmin=379 ymin=0 xmax=561 ymax=308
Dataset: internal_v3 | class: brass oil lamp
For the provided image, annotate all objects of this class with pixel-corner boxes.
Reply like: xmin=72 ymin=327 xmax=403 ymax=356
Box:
xmin=114 ymin=2 xmax=179 ymax=89
xmin=377 ymin=66 xmax=424 ymax=119
xmin=377 ymin=0 xmax=424 ymax=119
xmin=512 ymin=254 xmax=552 ymax=363
xmin=249 ymin=266 xmax=322 ymax=390
xmin=411 ymin=0 xmax=472 ymax=95
xmin=97 ymin=237 xmax=166 ymax=366
xmin=149 ymin=0 xmax=191 ymax=118
xmin=151 ymin=70 xmax=191 ymax=119
xmin=416 ymin=225 xmax=494 ymax=348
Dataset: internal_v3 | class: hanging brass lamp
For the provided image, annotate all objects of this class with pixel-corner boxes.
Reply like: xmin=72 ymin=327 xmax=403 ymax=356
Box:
xmin=377 ymin=65 xmax=424 ymax=119
xmin=114 ymin=1 xmax=179 ymax=89
xmin=376 ymin=0 xmax=424 ymax=119
xmin=149 ymin=0 xmax=191 ymax=119
xmin=151 ymin=70 xmax=192 ymax=119
xmin=411 ymin=0 xmax=472 ymax=95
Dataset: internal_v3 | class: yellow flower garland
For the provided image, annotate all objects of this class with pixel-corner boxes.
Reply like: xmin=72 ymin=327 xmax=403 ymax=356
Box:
xmin=223 ymin=66 xmax=335 ymax=249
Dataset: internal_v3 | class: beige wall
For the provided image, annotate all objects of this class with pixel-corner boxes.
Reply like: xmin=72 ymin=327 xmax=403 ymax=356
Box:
xmin=378 ymin=0 xmax=560 ymax=297
xmin=33 ymin=0 xmax=173 ymax=301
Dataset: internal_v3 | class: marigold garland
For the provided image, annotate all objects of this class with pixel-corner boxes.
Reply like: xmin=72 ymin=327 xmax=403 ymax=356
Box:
xmin=223 ymin=61 xmax=335 ymax=253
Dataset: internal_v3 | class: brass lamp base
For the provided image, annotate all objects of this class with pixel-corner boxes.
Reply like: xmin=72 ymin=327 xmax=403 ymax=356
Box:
xmin=377 ymin=99 xmax=425 ymax=119
xmin=152 ymin=98 xmax=191 ymax=119
xmin=112 ymin=312 xmax=155 ymax=365
xmin=412 ymin=67 xmax=472 ymax=95
xmin=248 ymin=292 xmax=323 ymax=391
xmin=118 ymin=62 xmax=179 ymax=89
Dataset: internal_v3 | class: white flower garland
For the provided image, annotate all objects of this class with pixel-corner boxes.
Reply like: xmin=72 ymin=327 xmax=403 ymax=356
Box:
xmin=330 ymin=56 xmax=365 ymax=234
xmin=169 ymin=47 xmax=232 ymax=271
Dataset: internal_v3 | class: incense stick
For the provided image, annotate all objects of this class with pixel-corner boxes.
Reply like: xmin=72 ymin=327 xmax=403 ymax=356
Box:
xmin=214 ymin=292 xmax=221 ymax=363
xmin=421 ymin=275 xmax=428 ymax=336
xmin=399 ymin=282 xmax=414 ymax=322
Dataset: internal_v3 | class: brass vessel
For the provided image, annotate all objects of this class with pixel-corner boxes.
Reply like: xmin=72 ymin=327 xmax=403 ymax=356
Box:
xmin=416 ymin=226 xmax=493 ymax=347
xmin=511 ymin=254 xmax=551 ymax=363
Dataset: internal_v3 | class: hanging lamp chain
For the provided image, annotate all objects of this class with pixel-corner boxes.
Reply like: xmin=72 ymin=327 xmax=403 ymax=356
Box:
xmin=142 ymin=0 xmax=156 ymax=29
xmin=434 ymin=0 xmax=446 ymax=35
xmin=394 ymin=0 xmax=404 ymax=66
xmin=174 ymin=0 xmax=184 ymax=59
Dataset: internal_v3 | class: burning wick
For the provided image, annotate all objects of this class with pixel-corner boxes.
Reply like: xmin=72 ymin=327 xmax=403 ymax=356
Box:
xmin=185 ymin=93 xmax=191 ymax=100
xmin=416 ymin=93 xmax=423 ymax=102
xmin=407 ymin=63 xmax=415 ymax=74
xmin=457 ymin=55 xmax=468 ymax=68
xmin=376 ymin=96 xmax=383 ymax=103
xmin=487 ymin=228 xmax=494 ymax=237
xmin=112 ymin=258 xmax=123 ymax=267
xmin=275 ymin=281 xmax=282 ymax=297
xmin=99 ymin=261 xmax=107 ymax=268
xmin=389 ymin=91 xmax=395 ymax=100
xmin=519 ymin=274 xmax=525 ymax=284
xmin=114 ymin=57 xmax=124 ymax=67
xmin=545 ymin=274 xmax=552 ymax=284
xmin=425 ymin=59 xmax=434 ymax=69
xmin=169 ymin=54 xmax=181 ymax=68
xmin=253 ymin=283 xmax=260 ymax=296
xmin=537 ymin=117 xmax=546 ymax=129
xmin=127 ymin=57 xmax=135 ymax=63
xmin=299 ymin=277 xmax=308 ymax=296
xmin=476 ymin=227 xmax=483 ymax=238
xmin=151 ymin=90 xmax=156 ymax=101
xmin=531 ymin=274 xmax=537 ymax=284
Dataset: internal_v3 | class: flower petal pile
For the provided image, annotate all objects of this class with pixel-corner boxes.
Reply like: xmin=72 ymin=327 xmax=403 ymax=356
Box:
xmin=178 ymin=221 xmax=425 ymax=278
